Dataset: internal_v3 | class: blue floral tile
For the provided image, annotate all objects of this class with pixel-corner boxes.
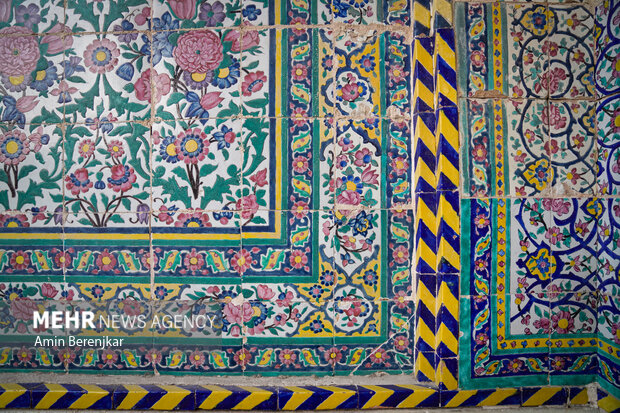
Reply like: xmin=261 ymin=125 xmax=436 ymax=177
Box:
xmin=598 ymin=198 xmax=620 ymax=297
xmin=597 ymin=95 xmax=620 ymax=195
xmin=151 ymin=119 xmax=242 ymax=213
xmin=0 ymin=0 xmax=64 ymax=34
xmin=153 ymin=0 xmax=241 ymax=29
xmin=0 ymin=33 xmax=66 ymax=124
xmin=152 ymin=29 xmax=242 ymax=121
xmin=0 ymin=123 xmax=63 ymax=212
xmin=64 ymin=34 xmax=151 ymax=123
xmin=549 ymin=198 xmax=599 ymax=295
xmin=549 ymin=101 xmax=597 ymax=196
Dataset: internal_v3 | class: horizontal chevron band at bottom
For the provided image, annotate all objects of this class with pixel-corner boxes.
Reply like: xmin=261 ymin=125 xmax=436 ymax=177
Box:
xmin=0 ymin=383 xmax=610 ymax=410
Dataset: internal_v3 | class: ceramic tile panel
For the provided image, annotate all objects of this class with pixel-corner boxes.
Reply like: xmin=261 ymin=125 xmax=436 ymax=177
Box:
xmin=0 ymin=0 xmax=419 ymax=378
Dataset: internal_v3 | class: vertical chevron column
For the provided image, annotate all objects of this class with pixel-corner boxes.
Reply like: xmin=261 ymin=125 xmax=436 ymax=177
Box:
xmin=412 ymin=0 xmax=459 ymax=390
xmin=434 ymin=18 xmax=459 ymax=390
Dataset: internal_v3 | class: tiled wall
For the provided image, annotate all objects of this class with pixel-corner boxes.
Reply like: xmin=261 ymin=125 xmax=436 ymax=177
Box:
xmin=0 ymin=0 xmax=618 ymax=406
xmin=457 ymin=0 xmax=620 ymax=399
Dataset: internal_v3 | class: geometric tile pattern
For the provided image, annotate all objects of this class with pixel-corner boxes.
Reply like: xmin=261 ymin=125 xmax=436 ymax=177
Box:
xmin=457 ymin=0 xmax=620 ymax=399
xmin=0 ymin=383 xmax=601 ymax=410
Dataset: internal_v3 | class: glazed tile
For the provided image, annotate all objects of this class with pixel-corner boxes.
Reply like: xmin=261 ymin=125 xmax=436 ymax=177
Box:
xmin=240 ymin=28 xmax=335 ymax=118
xmin=546 ymin=5 xmax=595 ymax=99
xmin=597 ymin=96 xmax=620 ymax=195
xmin=0 ymin=0 xmax=64 ymax=34
xmin=334 ymin=30 xmax=382 ymax=117
xmin=66 ymin=0 xmax=148 ymax=33
xmin=549 ymin=292 xmax=597 ymax=347
xmin=151 ymin=119 xmax=242 ymax=212
xmin=598 ymin=198 xmax=620 ymax=296
xmin=460 ymin=99 xmax=551 ymax=198
xmin=548 ymin=101 xmax=597 ymax=196
xmin=65 ymin=122 xmax=151 ymax=214
xmin=0 ymin=34 xmax=66 ymax=124
xmin=0 ymin=123 xmax=64 ymax=212
xmin=64 ymin=34 xmax=152 ymax=123
xmin=547 ymin=198 xmax=599 ymax=294
xmin=152 ymin=0 xmax=241 ymax=29
xmin=152 ymin=29 xmax=242 ymax=121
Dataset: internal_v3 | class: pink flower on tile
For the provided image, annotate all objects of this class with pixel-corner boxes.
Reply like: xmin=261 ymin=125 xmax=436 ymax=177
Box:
xmin=289 ymin=250 xmax=308 ymax=269
xmin=242 ymin=71 xmax=267 ymax=96
xmin=236 ymin=194 xmax=259 ymax=219
xmin=551 ymin=310 xmax=574 ymax=334
xmin=134 ymin=69 xmax=171 ymax=104
xmin=41 ymin=23 xmax=72 ymax=55
xmin=174 ymin=30 xmax=223 ymax=73
xmin=256 ymin=284 xmax=275 ymax=300
xmin=83 ymin=38 xmax=119 ymax=74
xmin=223 ymin=302 xmax=253 ymax=324
xmin=168 ymin=0 xmax=197 ymax=19
xmin=66 ymin=168 xmax=93 ymax=195
xmin=545 ymin=226 xmax=564 ymax=245
xmin=0 ymin=27 xmax=39 ymax=77
xmin=41 ymin=283 xmax=58 ymax=298
xmin=231 ymin=249 xmax=252 ymax=274
xmin=542 ymin=104 xmax=567 ymax=129
xmin=200 ymin=91 xmax=223 ymax=110
xmin=223 ymin=29 xmax=260 ymax=52
xmin=107 ymin=164 xmax=136 ymax=192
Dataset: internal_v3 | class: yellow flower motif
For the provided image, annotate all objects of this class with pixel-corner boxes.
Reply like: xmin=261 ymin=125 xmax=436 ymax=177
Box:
xmin=526 ymin=248 xmax=556 ymax=281
xmin=523 ymin=159 xmax=553 ymax=191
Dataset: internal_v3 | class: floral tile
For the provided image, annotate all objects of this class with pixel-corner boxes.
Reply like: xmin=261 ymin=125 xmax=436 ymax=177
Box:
xmin=548 ymin=101 xmax=597 ymax=196
xmin=335 ymin=30 xmax=382 ymax=117
xmin=0 ymin=212 xmax=64 ymax=277
xmin=153 ymin=0 xmax=241 ymax=29
xmin=506 ymin=99 xmax=550 ymax=197
xmin=546 ymin=5 xmax=595 ymax=99
xmin=0 ymin=0 xmax=64 ymax=34
xmin=460 ymin=294 xmax=550 ymax=384
xmin=64 ymin=34 xmax=151 ymax=123
xmin=0 ymin=32 xmax=66 ymax=125
xmin=152 ymin=29 xmax=242 ymax=121
xmin=548 ymin=198 xmax=599 ymax=295
xmin=599 ymin=293 xmax=620 ymax=354
xmin=598 ymin=198 xmax=620 ymax=297
xmin=66 ymin=0 xmax=148 ymax=33
xmin=456 ymin=3 xmax=550 ymax=98
xmin=335 ymin=298 xmax=414 ymax=374
xmin=501 ymin=293 xmax=551 ymax=356
xmin=460 ymin=99 xmax=551 ymax=198
xmin=594 ymin=0 xmax=620 ymax=98
xmin=597 ymin=95 xmax=620 ymax=195
xmin=65 ymin=122 xmax=150 ymax=215
xmin=0 ymin=123 xmax=63 ymax=212
xmin=549 ymin=292 xmax=597 ymax=348
xmin=152 ymin=119 xmax=242 ymax=213
xmin=241 ymin=28 xmax=335 ymax=118
xmin=332 ymin=0 xmax=379 ymax=24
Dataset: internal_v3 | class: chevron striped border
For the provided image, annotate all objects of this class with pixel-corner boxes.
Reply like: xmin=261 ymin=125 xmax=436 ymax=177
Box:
xmin=599 ymin=388 xmax=620 ymax=413
xmin=0 ymin=384 xmax=600 ymax=410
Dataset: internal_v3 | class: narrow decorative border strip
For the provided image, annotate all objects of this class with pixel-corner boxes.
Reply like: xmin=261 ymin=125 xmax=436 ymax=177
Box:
xmin=0 ymin=383 xmax=600 ymax=410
